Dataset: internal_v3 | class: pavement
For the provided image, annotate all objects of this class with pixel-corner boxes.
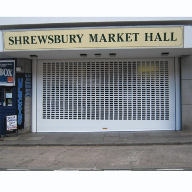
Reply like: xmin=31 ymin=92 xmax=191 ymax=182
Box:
xmin=1 ymin=130 xmax=192 ymax=146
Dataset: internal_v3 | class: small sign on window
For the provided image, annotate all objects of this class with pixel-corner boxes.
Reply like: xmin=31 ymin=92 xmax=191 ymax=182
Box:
xmin=6 ymin=115 xmax=17 ymax=130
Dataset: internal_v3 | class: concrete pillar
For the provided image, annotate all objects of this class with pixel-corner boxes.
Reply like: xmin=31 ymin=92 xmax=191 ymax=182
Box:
xmin=181 ymin=55 xmax=192 ymax=131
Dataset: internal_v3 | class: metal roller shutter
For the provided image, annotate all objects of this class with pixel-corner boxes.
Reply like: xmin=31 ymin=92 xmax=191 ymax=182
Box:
xmin=36 ymin=59 xmax=175 ymax=132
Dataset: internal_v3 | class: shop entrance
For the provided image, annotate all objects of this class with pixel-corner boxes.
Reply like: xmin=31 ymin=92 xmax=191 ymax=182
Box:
xmin=36 ymin=58 xmax=176 ymax=132
xmin=0 ymin=87 xmax=16 ymax=135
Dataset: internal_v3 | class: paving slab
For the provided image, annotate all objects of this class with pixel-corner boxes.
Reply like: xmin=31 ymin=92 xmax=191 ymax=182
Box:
xmin=162 ymin=131 xmax=180 ymax=136
xmin=40 ymin=137 xmax=62 ymax=142
xmin=74 ymin=134 xmax=90 ymax=138
xmin=89 ymin=133 xmax=105 ymax=138
xmin=55 ymin=138 xmax=73 ymax=143
xmin=134 ymin=137 xmax=151 ymax=140
xmin=119 ymin=133 xmax=135 ymax=137
xmin=4 ymin=137 xmax=21 ymax=141
xmin=60 ymin=133 xmax=76 ymax=138
xmin=104 ymin=132 xmax=119 ymax=137
xmin=70 ymin=138 xmax=89 ymax=143
xmin=178 ymin=132 xmax=192 ymax=135
xmin=87 ymin=138 xmax=104 ymax=143
xmin=147 ymin=132 xmax=165 ymax=136
xmin=180 ymin=135 xmax=192 ymax=139
xmin=133 ymin=133 xmax=150 ymax=136
xmin=104 ymin=137 xmax=120 ymax=142
xmin=25 ymin=137 xmax=44 ymax=141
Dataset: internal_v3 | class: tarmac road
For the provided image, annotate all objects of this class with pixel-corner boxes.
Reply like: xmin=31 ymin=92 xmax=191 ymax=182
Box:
xmin=0 ymin=144 xmax=192 ymax=171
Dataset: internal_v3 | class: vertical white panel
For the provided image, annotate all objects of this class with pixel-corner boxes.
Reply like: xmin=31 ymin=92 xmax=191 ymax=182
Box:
xmin=32 ymin=59 xmax=37 ymax=132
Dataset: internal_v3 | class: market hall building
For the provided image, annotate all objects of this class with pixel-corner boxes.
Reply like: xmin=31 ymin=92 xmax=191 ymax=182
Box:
xmin=1 ymin=17 xmax=192 ymax=135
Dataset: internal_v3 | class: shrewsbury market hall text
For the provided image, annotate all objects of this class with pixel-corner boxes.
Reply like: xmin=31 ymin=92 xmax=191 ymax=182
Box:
xmin=3 ymin=27 xmax=183 ymax=50
xmin=8 ymin=33 xmax=177 ymax=45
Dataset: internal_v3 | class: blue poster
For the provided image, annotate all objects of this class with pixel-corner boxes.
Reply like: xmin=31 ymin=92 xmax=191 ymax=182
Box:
xmin=0 ymin=60 xmax=15 ymax=86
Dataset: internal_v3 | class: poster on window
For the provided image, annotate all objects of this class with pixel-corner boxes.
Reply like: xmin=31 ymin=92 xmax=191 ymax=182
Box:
xmin=0 ymin=60 xmax=15 ymax=86
xmin=6 ymin=115 xmax=17 ymax=130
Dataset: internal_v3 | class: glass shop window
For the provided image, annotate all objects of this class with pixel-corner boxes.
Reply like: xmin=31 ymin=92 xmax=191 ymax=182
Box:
xmin=3 ymin=88 xmax=13 ymax=106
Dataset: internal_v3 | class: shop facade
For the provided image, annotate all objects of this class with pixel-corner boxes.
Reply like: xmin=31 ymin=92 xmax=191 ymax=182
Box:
xmin=1 ymin=18 xmax=192 ymax=133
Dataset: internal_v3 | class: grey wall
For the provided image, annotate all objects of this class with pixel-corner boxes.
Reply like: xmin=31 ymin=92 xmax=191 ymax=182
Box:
xmin=181 ymin=55 xmax=192 ymax=131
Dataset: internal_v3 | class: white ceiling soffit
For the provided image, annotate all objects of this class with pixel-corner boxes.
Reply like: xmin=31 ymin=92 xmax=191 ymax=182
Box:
xmin=1 ymin=48 xmax=192 ymax=60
